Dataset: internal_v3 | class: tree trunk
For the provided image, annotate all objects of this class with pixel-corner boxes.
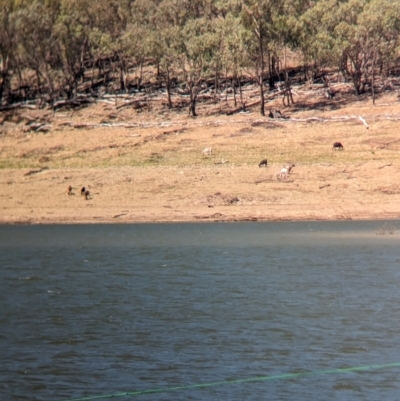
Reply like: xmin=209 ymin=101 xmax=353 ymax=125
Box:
xmin=372 ymin=55 xmax=375 ymax=105
xmin=268 ymin=52 xmax=275 ymax=90
xmin=36 ymin=70 xmax=42 ymax=95
xmin=188 ymin=82 xmax=197 ymax=117
xmin=351 ymin=72 xmax=362 ymax=96
xmin=119 ymin=62 xmax=126 ymax=92
xmin=165 ymin=68 xmax=172 ymax=108
xmin=225 ymin=69 xmax=229 ymax=103
xmin=239 ymin=76 xmax=245 ymax=111
xmin=232 ymin=76 xmax=237 ymax=107
xmin=258 ymin=31 xmax=265 ymax=116
xmin=0 ymin=72 xmax=8 ymax=104
xmin=91 ymin=58 xmax=96 ymax=87
xmin=214 ymin=67 xmax=220 ymax=103
xmin=139 ymin=59 xmax=144 ymax=91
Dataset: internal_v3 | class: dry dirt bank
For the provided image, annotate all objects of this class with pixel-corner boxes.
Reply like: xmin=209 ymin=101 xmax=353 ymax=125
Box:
xmin=1 ymin=91 xmax=400 ymax=224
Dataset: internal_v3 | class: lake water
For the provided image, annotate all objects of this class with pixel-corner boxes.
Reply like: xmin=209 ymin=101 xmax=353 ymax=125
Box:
xmin=1 ymin=221 xmax=400 ymax=401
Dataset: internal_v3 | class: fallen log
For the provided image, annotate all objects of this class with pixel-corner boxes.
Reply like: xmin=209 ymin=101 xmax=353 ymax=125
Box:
xmin=372 ymin=139 xmax=400 ymax=148
xmin=378 ymin=163 xmax=392 ymax=169
xmin=52 ymin=96 xmax=95 ymax=110
xmin=36 ymin=124 xmax=52 ymax=132
xmin=24 ymin=167 xmax=49 ymax=176
xmin=358 ymin=116 xmax=369 ymax=129
xmin=27 ymin=122 xmax=43 ymax=131
xmin=116 ymin=99 xmax=147 ymax=110
xmin=0 ymin=102 xmax=38 ymax=111
xmin=319 ymin=184 xmax=331 ymax=189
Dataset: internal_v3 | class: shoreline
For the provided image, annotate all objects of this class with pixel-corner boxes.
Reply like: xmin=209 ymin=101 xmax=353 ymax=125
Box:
xmin=1 ymin=209 xmax=399 ymax=225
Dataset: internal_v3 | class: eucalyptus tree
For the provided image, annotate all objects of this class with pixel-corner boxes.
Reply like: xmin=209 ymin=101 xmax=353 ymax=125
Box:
xmin=14 ymin=0 xmax=61 ymax=102
xmin=300 ymin=0 xmax=400 ymax=97
xmin=333 ymin=0 xmax=378 ymax=95
xmin=0 ymin=0 xmax=18 ymax=103
xmin=298 ymin=0 xmax=342 ymax=81
xmin=354 ymin=0 xmax=400 ymax=101
xmin=207 ymin=16 xmax=226 ymax=102
xmin=52 ymin=0 xmax=96 ymax=99
xmin=121 ymin=0 xmax=163 ymax=93
xmin=240 ymin=0 xmax=287 ymax=115
xmin=150 ymin=17 xmax=181 ymax=108
xmin=266 ymin=10 xmax=296 ymax=105
xmin=153 ymin=0 xmax=222 ymax=112
xmin=82 ymin=0 xmax=133 ymax=92
xmin=220 ymin=12 xmax=248 ymax=109
xmin=268 ymin=0 xmax=311 ymax=99
xmin=174 ymin=16 xmax=221 ymax=116
xmin=160 ymin=31 xmax=181 ymax=109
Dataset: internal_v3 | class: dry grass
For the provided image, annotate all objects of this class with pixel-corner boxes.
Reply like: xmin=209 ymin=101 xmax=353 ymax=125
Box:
xmin=1 ymin=88 xmax=400 ymax=223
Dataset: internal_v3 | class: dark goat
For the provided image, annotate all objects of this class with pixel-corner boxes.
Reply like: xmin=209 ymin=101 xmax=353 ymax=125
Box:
xmin=332 ymin=142 xmax=344 ymax=150
xmin=325 ymin=89 xmax=335 ymax=99
xmin=84 ymin=190 xmax=91 ymax=200
xmin=269 ymin=108 xmax=287 ymax=119
xmin=258 ymin=159 xmax=268 ymax=168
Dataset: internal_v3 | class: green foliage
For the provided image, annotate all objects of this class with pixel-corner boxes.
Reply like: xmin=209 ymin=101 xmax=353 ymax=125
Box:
xmin=1 ymin=0 xmax=400 ymax=110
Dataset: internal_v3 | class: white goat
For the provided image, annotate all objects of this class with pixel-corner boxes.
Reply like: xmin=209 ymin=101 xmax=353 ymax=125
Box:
xmin=275 ymin=163 xmax=295 ymax=180
xmin=275 ymin=168 xmax=289 ymax=180
xmin=202 ymin=147 xmax=213 ymax=156
xmin=283 ymin=163 xmax=295 ymax=173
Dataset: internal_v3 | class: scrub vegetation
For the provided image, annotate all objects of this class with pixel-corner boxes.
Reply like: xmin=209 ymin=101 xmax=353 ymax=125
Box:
xmin=1 ymin=0 xmax=400 ymax=116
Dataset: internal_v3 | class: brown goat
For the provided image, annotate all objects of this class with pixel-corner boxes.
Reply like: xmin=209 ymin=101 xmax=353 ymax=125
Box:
xmin=332 ymin=142 xmax=344 ymax=150
xmin=258 ymin=159 xmax=268 ymax=168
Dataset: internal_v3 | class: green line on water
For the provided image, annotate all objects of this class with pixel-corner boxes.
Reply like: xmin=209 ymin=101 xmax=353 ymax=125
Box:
xmin=60 ymin=361 xmax=400 ymax=401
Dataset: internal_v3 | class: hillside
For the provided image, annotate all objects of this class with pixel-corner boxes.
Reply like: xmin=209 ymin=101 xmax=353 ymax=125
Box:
xmin=1 ymin=82 xmax=400 ymax=225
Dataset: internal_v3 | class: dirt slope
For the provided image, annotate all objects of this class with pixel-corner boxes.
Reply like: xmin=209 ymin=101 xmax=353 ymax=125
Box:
xmin=1 ymin=86 xmax=400 ymax=224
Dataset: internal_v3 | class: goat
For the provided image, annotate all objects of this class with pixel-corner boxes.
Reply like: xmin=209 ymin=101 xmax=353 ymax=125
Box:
xmin=283 ymin=163 xmax=295 ymax=173
xmin=325 ymin=89 xmax=335 ymax=99
xmin=67 ymin=185 xmax=74 ymax=195
xmin=202 ymin=147 xmax=212 ymax=156
xmin=275 ymin=169 xmax=288 ymax=180
xmin=80 ymin=186 xmax=86 ymax=196
xmin=269 ymin=108 xmax=286 ymax=119
xmin=258 ymin=159 xmax=268 ymax=168
xmin=275 ymin=163 xmax=295 ymax=180
xmin=332 ymin=142 xmax=344 ymax=151
xmin=84 ymin=190 xmax=91 ymax=200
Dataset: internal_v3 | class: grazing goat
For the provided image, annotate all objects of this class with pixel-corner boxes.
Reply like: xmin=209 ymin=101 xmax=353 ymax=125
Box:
xmin=275 ymin=163 xmax=295 ymax=180
xmin=275 ymin=169 xmax=288 ymax=180
xmin=84 ymin=190 xmax=91 ymax=200
xmin=67 ymin=185 xmax=74 ymax=195
xmin=259 ymin=159 xmax=268 ymax=168
xmin=202 ymin=147 xmax=212 ymax=156
xmin=81 ymin=186 xmax=86 ymax=196
xmin=283 ymin=163 xmax=295 ymax=173
xmin=332 ymin=142 xmax=344 ymax=150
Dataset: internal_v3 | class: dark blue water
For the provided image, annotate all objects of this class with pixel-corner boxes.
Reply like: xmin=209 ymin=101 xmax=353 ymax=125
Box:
xmin=1 ymin=221 xmax=400 ymax=401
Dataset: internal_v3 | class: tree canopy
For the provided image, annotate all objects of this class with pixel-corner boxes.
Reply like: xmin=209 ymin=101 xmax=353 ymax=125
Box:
xmin=1 ymin=0 xmax=400 ymax=114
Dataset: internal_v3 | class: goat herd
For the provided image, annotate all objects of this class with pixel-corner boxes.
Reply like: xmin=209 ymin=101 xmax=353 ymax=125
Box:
xmin=67 ymin=141 xmax=344 ymax=198
xmin=67 ymin=185 xmax=91 ymax=200
xmin=202 ymin=141 xmax=344 ymax=181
